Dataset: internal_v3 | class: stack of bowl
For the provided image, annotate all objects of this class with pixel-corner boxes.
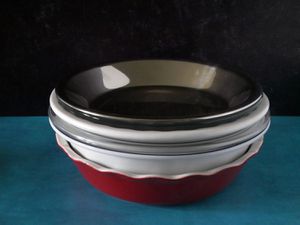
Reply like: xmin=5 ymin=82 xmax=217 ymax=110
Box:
xmin=49 ymin=60 xmax=270 ymax=204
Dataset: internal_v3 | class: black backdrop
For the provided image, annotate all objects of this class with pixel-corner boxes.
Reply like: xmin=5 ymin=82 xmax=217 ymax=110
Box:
xmin=1 ymin=0 xmax=300 ymax=116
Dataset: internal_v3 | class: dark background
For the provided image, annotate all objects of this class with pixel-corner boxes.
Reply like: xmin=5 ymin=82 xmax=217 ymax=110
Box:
xmin=1 ymin=0 xmax=300 ymax=116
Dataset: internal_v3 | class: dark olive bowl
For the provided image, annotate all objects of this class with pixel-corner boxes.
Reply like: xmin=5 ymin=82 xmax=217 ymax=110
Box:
xmin=55 ymin=60 xmax=262 ymax=130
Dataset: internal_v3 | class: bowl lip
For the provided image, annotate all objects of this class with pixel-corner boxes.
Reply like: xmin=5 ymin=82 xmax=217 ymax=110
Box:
xmin=55 ymin=59 xmax=262 ymax=130
xmin=50 ymin=90 xmax=270 ymax=144
xmin=56 ymin=134 xmax=263 ymax=180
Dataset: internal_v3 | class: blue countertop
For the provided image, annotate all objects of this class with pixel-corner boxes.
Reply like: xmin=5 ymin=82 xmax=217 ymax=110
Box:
xmin=0 ymin=116 xmax=299 ymax=225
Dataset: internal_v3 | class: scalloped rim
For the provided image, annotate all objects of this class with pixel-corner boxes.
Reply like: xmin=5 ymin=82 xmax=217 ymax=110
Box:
xmin=56 ymin=134 xmax=263 ymax=180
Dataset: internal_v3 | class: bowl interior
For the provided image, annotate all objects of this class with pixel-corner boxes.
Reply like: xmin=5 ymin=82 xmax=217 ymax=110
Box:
xmin=56 ymin=60 xmax=261 ymax=129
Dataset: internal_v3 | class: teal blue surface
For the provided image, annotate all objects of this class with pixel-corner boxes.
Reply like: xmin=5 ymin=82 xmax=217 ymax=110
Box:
xmin=0 ymin=116 xmax=299 ymax=225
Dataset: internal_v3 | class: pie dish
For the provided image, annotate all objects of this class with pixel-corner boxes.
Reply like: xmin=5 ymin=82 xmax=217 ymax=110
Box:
xmin=56 ymin=134 xmax=264 ymax=204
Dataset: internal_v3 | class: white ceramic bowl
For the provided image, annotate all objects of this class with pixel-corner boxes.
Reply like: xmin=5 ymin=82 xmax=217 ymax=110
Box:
xmin=50 ymin=90 xmax=270 ymax=144
xmin=53 ymin=122 xmax=269 ymax=175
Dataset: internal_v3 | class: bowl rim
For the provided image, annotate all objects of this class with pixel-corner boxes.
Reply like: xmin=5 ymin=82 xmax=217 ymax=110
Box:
xmin=50 ymin=90 xmax=270 ymax=143
xmin=55 ymin=59 xmax=262 ymax=130
xmin=56 ymin=134 xmax=263 ymax=179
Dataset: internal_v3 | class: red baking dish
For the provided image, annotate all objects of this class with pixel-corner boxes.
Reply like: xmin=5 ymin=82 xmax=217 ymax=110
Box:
xmin=56 ymin=135 xmax=263 ymax=205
